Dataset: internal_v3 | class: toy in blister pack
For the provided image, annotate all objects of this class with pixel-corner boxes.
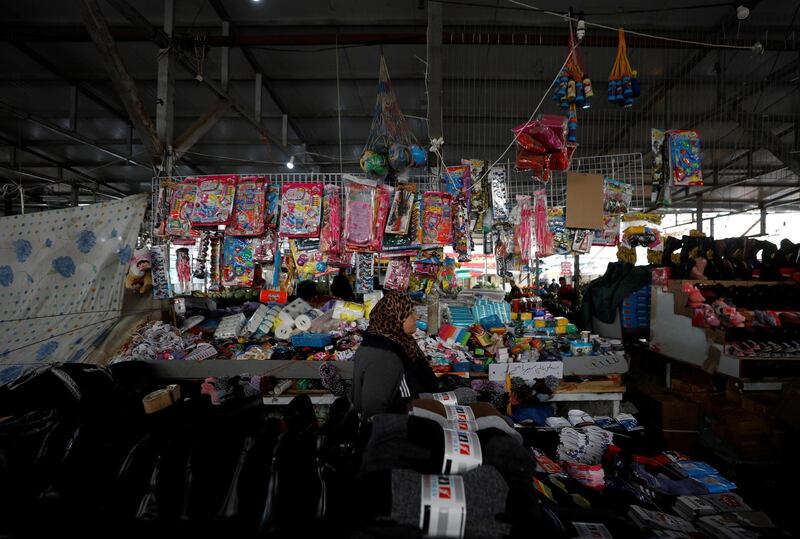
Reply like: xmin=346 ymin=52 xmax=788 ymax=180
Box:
xmin=279 ymin=182 xmax=323 ymax=237
xmin=320 ymin=184 xmax=342 ymax=263
xmin=452 ymin=198 xmax=471 ymax=262
xmin=209 ymin=235 xmax=222 ymax=290
xmin=370 ymin=184 xmax=393 ymax=252
xmin=593 ymin=215 xmax=621 ymax=246
xmin=421 ymin=191 xmax=453 ymax=245
xmin=165 ymin=182 xmax=199 ymax=237
xmin=437 ymin=257 xmax=458 ymax=294
xmin=572 ymin=229 xmax=594 ymax=254
xmin=515 ymin=195 xmax=532 ymax=264
xmin=189 ymin=175 xmax=237 ymax=227
xmin=253 ymin=229 xmax=278 ymax=264
xmin=533 ymin=190 xmax=553 ymax=258
xmin=291 ymin=239 xmax=328 ymax=277
xmin=462 ymin=158 xmax=485 ymax=216
xmin=385 ymin=183 xmax=416 ymax=235
xmin=150 ymin=245 xmax=171 ymax=299
xmin=603 ymin=178 xmax=633 ymax=215
xmin=176 ymin=247 xmax=192 ymax=293
xmin=265 ymin=184 xmax=280 ymax=228
xmin=226 ymin=176 xmax=266 ymax=236
xmin=354 ymin=252 xmax=374 ymax=293
xmin=383 ymin=194 xmax=421 ymax=251
xmin=667 ymin=129 xmax=703 ymax=186
xmin=443 ymin=165 xmax=471 ymax=207
xmin=222 ymin=237 xmax=255 ymax=287
xmin=344 ymin=179 xmax=376 ymax=250
xmin=494 ymin=224 xmax=514 ymax=278
xmin=548 ymin=207 xmax=570 ymax=255
xmin=384 ymin=257 xmax=412 ymax=291
xmin=153 ymin=180 xmax=174 ymax=237
xmin=488 ymin=167 xmax=509 ymax=222
xmin=651 ymin=128 xmax=667 ymax=204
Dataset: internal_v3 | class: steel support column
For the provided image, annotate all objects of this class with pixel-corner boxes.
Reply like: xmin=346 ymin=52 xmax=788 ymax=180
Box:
xmin=426 ymin=0 xmax=442 ymax=164
xmin=156 ymin=0 xmax=175 ymax=172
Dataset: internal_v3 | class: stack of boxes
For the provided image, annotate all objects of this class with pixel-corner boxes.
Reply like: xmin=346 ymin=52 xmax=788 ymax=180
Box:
xmin=621 ymin=285 xmax=652 ymax=330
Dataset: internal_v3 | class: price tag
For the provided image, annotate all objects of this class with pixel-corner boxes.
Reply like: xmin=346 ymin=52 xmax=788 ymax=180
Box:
xmin=420 ymin=475 xmax=466 ymax=539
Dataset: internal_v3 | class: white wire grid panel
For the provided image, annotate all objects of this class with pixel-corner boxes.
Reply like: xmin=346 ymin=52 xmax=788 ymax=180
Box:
xmin=506 ymin=152 xmax=645 ymax=209
xmin=149 ymin=152 xmax=644 ymax=235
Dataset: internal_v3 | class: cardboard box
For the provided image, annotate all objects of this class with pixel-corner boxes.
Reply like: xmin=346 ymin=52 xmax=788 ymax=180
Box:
xmin=632 ymin=385 xmax=700 ymax=430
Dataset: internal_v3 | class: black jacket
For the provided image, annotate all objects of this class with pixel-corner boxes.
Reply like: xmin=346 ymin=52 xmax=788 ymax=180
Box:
xmin=350 ymin=333 xmax=438 ymax=419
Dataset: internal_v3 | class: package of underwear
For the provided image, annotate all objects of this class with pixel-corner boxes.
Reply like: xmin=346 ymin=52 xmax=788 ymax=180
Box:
xmin=279 ymin=182 xmax=323 ymax=237
xmin=165 ymin=182 xmax=199 ymax=237
xmin=226 ymin=175 xmax=266 ymax=236
xmin=222 ymin=237 xmax=255 ymax=287
xmin=189 ymin=174 xmax=237 ymax=227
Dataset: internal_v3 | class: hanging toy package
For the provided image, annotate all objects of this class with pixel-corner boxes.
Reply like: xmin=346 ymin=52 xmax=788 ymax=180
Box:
xmin=667 ymin=129 xmax=703 ymax=186
xmin=421 ymin=191 xmax=454 ymax=245
xmin=253 ymin=228 xmax=278 ymax=264
xmin=209 ymin=234 xmax=222 ymax=291
xmin=533 ymin=190 xmax=554 ymax=258
xmin=355 ymin=252 xmax=375 ymax=294
xmin=153 ymin=180 xmax=174 ymax=237
xmin=150 ymin=245 xmax=171 ymax=299
xmin=443 ymin=165 xmax=471 ymax=207
xmin=320 ymin=184 xmax=343 ymax=264
xmin=593 ymin=215 xmax=621 ymax=247
xmin=222 ymin=237 xmax=255 ymax=287
xmin=462 ymin=158 xmax=485 ymax=218
xmin=608 ymin=28 xmax=640 ymax=108
xmin=452 ymin=199 xmax=472 ymax=262
xmin=291 ymin=239 xmax=328 ymax=277
xmin=175 ymin=247 xmax=192 ymax=293
xmin=494 ymin=224 xmax=514 ymax=278
xmin=383 ymin=193 xmax=421 ymax=251
xmin=384 ymin=257 xmax=412 ymax=291
xmin=651 ymin=128 xmax=668 ymax=204
xmin=226 ymin=176 xmax=266 ymax=236
xmin=385 ymin=183 xmax=416 ymax=235
xmin=344 ymin=179 xmax=377 ymax=250
xmin=548 ymin=207 xmax=570 ymax=255
xmin=279 ymin=182 xmax=323 ymax=237
xmin=165 ymin=182 xmax=199 ymax=237
xmin=370 ymin=184 xmax=393 ymax=252
xmin=193 ymin=233 xmax=211 ymax=279
xmin=189 ymin=174 xmax=237 ymax=227
xmin=488 ymin=166 xmax=509 ymax=222
xmin=515 ymin=195 xmax=532 ymax=265
xmin=571 ymin=229 xmax=594 ymax=254
xmin=603 ymin=177 xmax=633 ymax=215
xmin=265 ymin=184 xmax=280 ymax=229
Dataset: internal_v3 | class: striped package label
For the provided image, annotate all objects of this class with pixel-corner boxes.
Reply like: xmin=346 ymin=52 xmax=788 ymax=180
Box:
xmin=420 ymin=475 xmax=466 ymax=539
xmin=441 ymin=429 xmax=482 ymax=475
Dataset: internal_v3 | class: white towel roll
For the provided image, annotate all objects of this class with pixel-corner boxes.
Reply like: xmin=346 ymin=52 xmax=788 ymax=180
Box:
xmin=275 ymin=323 xmax=294 ymax=340
xmin=295 ymin=308 xmax=324 ymax=331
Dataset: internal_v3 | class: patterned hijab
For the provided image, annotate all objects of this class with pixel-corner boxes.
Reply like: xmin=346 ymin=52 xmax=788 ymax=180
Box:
xmin=366 ymin=291 xmax=423 ymax=362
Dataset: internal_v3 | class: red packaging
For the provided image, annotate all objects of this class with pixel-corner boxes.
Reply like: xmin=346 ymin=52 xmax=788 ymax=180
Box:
xmin=516 ymin=150 xmax=550 ymax=172
xmin=516 ymin=131 xmax=549 ymax=154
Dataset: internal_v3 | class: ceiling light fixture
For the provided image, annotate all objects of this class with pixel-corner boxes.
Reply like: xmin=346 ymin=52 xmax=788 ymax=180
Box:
xmin=286 ymin=155 xmax=295 ymax=169
xmin=737 ymin=4 xmax=750 ymax=20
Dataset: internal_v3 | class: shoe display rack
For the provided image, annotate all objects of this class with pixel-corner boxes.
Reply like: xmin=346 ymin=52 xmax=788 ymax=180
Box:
xmin=650 ymin=279 xmax=800 ymax=390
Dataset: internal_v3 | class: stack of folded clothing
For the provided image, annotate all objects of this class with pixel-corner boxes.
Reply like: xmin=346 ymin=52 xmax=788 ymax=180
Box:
xmin=409 ymin=399 xmax=523 ymax=444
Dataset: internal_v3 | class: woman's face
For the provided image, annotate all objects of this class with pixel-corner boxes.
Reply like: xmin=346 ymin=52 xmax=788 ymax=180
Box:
xmin=402 ymin=312 xmax=417 ymax=335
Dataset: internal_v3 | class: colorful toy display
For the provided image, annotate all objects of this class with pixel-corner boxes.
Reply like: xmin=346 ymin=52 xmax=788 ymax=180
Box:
xmin=279 ymin=182 xmax=323 ymax=237
xmin=222 ymin=237 xmax=255 ymax=287
xmin=666 ymin=129 xmax=703 ymax=186
xmin=226 ymin=176 xmax=266 ymax=236
xmin=165 ymin=182 xmax=199 ymax=237
xmin=421 ymin=191 xmax=454 ymax=245
xmin=189 ymin=175 xmax=237 ymax=227
xmin=344 ymin=179 xmax=377 ymax=250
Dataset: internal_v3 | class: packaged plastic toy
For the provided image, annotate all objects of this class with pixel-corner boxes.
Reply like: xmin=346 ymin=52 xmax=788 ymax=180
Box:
xmin=516 ymin=195 xmax=532 ymax=264
xmin=165 ymin=182 xmax=199 ymax=237
xmin=488 ymin=167 xmax=509 ymax=222
xmin=421 ymin=191 xmax=453 ymax=245
xmin=252 ymin=228 xmax=278 ymax=264
xmin=354 ymin=252 xmax=374 ymax=293
xmin=533 ymin=190 xmax=553 ymax=258
xmin=189 ymin=174 xmax=237 ymax=227
xmin=383 ymin=193 xmax=422 ymax=251
xmin=384 ymin=257 xmax=412 ymax=291
xmin=265 ymin=184 xmax=280 ymax=228
xmin=370 ymin=184 xmax=393 ymax=252
xmin=222 ymin=237 xmax=255 ymax=287
xmin=603 ymin=178 xmax=633 ymax=215
xmin=593 ymin=215 xmax=621 ymax=247
xmin=226 ymin=175 xmax=266 ymax=236
xmin=548 ymin=207 xmax=569 ymax=255
xmin=291 ymin=239 xmax=328 ymax=277
xmin=320 ymin=184 xmax=342 ymax=262
xmin=279 ymin=182 xmax=323 ymax=237
xmin=342 ymin=179 xmax=375 ymax=250
xmin=385 ymin=182 xmax=416 ymax=235
xmin=667 ymin=129 xmax=703 ymax=186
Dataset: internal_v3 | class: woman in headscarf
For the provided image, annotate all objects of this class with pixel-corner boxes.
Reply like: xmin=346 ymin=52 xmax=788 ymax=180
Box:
xmin=351 ymin=291 xmax=438 ymax=418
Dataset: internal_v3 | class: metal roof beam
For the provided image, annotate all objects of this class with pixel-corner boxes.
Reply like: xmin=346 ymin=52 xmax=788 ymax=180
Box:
xmin=172 ymin=99 xmax=231 ymax=162
xmin=80 ymin=0 xmax=163 ymax=163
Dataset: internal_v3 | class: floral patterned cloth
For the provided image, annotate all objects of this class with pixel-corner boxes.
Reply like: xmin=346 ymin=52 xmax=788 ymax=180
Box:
xmin=0 ymin=194 xmax=148 ymax=384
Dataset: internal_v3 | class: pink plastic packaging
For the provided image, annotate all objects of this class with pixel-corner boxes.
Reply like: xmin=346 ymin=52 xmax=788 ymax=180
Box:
xmin=343 ymin=180 xmax=376 ymax=250
xmin=279 ymin=182 xmax=323 ymax=237
xmin=189 ymin=174 xmax=237 ymax=226
xmin=369 ymin=184 xmax=393 ymax=252
xmin=225 ymin=176 xmax=266 ymax=236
